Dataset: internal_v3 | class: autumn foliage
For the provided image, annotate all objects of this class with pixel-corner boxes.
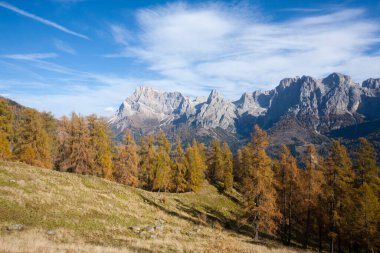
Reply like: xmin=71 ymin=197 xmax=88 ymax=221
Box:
xmin=1 ymin=97 xmax=379 ymax=251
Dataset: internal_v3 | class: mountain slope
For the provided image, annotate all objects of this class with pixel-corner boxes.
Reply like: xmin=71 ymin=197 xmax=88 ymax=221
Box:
xmin=0 ymin=162 xmax=302 ymax=253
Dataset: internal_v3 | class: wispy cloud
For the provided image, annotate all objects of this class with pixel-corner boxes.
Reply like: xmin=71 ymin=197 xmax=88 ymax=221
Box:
xmin=54 ymin=39 xmax=76 ymax=55
xmin=110 ymin=24 xmax=131 ymax=46
xmin=280 ymin=8 xmax=322 ymax=13
xmin=109 ymin=3 xmax=380 ymax=97
xmin=104 ymin=106 xmax=116 ymax=112
xmin=1 ymin=53 xmax=58 ymax=60
xmin=0 ymin=1 xmax=89 ymax=39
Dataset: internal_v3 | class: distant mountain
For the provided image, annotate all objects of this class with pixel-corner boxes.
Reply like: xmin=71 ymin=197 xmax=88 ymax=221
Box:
xmin=110 ymin=73 xmax=380 ymax=156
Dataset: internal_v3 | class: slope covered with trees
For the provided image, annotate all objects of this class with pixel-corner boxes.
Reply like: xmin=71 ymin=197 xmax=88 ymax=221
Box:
xmin=1 ymin=96 xmax=380 ymax=252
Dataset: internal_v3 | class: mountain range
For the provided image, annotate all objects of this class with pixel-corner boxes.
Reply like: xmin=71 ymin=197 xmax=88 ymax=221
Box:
xmin=110 ymin=73 xmax=380 ymax=156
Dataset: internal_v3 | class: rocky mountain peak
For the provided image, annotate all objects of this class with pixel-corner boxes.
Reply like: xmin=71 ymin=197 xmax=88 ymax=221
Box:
xmin=133 ymin=86 xmax=157 ymax=98
xmin=362 ymin=78 xmax=380 ymax=89
xmin=278 ymin=77 xmax=300 ymax=90
xmin=322 ymin=72 xmax=353 ymax=88
xmin=110 ymin=73 xmax=380 ymax=141
xmin=207 ymin=89 xmax=223 ymax=103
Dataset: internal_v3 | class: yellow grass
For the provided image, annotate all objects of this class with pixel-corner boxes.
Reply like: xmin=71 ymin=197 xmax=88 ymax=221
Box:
xmin=0 ymin=161 xmax=307 ymax=253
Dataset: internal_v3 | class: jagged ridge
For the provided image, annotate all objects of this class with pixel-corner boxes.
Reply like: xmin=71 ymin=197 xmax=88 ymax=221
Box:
xmin=110 ymin=73 xmax=380 ymax=139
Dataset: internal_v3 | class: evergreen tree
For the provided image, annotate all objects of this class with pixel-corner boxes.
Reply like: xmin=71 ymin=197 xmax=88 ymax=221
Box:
xmin=0 ymin=99 xmax=13 ymax=160
xmin=13 ymin=109 xmax=52 ymax=168
xmin=88 ymin=115 xmax=113 ymax=179
xmin=114 ymin=129 xmax=139 ymax=186
xmin=152 ymin=130 xmax=172 ymax=191
xmin=241 ymin=125 xmax=279 ymax=240
xmin=222 ymin=142 xmax=233 ymax=192
xmin=172 ymin=136 xmax=187 ymax=192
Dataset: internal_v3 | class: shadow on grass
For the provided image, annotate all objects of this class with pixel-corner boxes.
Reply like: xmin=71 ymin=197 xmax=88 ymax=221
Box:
xmin=137 ymin=193 xmax=202 ymax=225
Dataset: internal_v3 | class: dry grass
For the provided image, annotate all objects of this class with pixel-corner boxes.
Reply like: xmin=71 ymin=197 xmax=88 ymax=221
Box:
xmin=0 ymin=161 xmax=307 ymax=253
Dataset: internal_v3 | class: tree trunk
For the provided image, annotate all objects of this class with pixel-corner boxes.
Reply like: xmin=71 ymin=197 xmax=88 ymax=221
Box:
xmin=304 ymin=207 xmax=311 ymax=249
xmin=337 ymin=233 xmax=341 ymax=253
xmin=319 ymin=222 xmax=323 ymax=252
xmin=288 ymin=184 xmax=293 ymax=246
xmin=254 ymin=227 xmax=259 ymax=241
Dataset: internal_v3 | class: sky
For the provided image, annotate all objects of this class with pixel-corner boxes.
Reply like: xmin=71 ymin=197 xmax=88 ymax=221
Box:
xmin=0 ymin=0 xmax=380 ymax=117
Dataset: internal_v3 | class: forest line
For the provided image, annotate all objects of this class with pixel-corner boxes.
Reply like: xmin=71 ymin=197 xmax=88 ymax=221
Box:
xmin=0 ymin=98 xmax=379 ymax=252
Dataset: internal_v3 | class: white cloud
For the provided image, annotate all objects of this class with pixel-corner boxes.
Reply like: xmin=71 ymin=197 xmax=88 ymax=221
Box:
xmin=0 ymin=1 xmax=89 ymax=39
xmin=110 ymin=24 xmax=131 ymax=46
xmin=104 ymin=106 xmax=116 ymax=113
xmin=110 ymin=3 xmax=380 ymax=98
xmin=54 ymin=39 xmax=76 ymax=55
xmin=1 ymin=53 xmax=58 ymax=60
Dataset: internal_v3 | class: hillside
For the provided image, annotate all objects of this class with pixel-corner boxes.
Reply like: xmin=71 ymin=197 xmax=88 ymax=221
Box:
xmin=0 ymin=162 xmax=303 ymax=253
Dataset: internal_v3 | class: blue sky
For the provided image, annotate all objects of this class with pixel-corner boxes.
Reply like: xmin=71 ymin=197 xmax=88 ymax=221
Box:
xmin=0 ymin=0 xmax=380 ymax=116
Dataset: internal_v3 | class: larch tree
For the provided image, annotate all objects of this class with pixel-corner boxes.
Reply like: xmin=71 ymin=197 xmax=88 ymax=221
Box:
xmin=276 ymin=144 xmax=300 ymax=245
xmin=172 ymin=136 xmax=187 ymax=193
xmin=186 ymin=140 xmax=206 ymax=192
xmin=324 ymin=140 xmax=355 ymax=253
xmin=152 ymin=130 xmax=172 ymax=192
xmin=353 ymin=138 xmax=380 ymax=252
xmin=301 ymin=144 xmax=324 ymax=249
xmin=61 ymin=113 xmax=93 ymax=174
xmin=139 ymin=134 xmax=157 ymax=189
xmin=114 ymin=129 xmax=139 ymax=186
xmin=354 ymin=138 xmax=379 ymax=189
xmin=13 ymin=108 xmax=52 ymax=168
xmin=41 ymin=112 xmax=57 ymax=164
xmin=55 ymin=116 xmax=71 ymax=170
xmin=222 ymin=142 xmax=233 ymax=192
xmin=88 ymin=115 xmax=113 ymax=179
xmin=234 ymin=148 xmax=243 ymax=185
xmin=241 ymin=125 xmax=280 ymax=241
xmin=0 ymin=99 xmax=13 ymax=160
xmin=209 ymin=139 xmax=224 ymax=182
